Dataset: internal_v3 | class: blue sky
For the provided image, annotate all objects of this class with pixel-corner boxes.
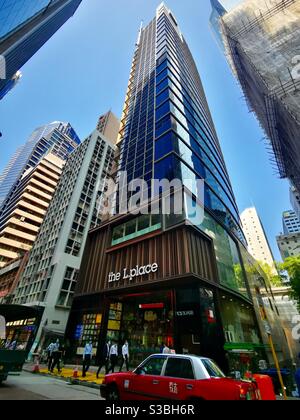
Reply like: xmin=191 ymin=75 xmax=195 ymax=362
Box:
xmin=0 ymin=0 xmax=290 ymax=260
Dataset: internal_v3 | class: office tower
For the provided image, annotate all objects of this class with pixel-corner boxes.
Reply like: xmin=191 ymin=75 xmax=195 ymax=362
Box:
xmin=241 ymin=207 xmax=278 ymax=275
xmin=0 ymin=70 xmax=21 ymax=100
xmin=66 ymin=5 xmax=290 ymax=373
xmin=290 ymin=185 xmax=300 ymax=222
xmin=0 ymin=153 xmax=64 ymax=270
xmin=209 ymin=0 xmax=242 ymax=50
xmin=0 ymin=121 xmax=80 ymax=207
xmin=0 ymin=0 xmax=82 ymax=99
xmin=282 ymin=210 xmax=300 ymax=235
xmin=13 ymin=112 xmax=118 ymax=346
xmin=212 ymin=0 xmax=300 ymax=193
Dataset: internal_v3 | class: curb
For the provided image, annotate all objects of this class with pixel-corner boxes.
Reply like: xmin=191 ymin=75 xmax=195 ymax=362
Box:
xmin=23 ymin=368 xmax=101 ymax=390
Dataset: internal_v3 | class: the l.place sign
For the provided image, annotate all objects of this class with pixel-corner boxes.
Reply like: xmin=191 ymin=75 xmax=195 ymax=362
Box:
xmin=108 ymin=263 xmax=158 ymax=283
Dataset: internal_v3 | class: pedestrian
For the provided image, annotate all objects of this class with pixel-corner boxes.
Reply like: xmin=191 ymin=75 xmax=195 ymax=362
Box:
xmin=162 ymin=343 xmax=170 ymax=354
xmin=82 ymin=341 xmax=93 ymax=377
xmin=119 ymin=340 xmax=130 ymax=372
xmin=47 ymin=341 xmax=56 ymax=371
xmin=96 ymin=340 xmax=111 ymax=379
xmin=107 ymin=341 xmax=118 ymax=373
xmin=295 ymin=368 xmax=300 ymax=398
xmin=50 ymin=339 xmax=62 ymax=373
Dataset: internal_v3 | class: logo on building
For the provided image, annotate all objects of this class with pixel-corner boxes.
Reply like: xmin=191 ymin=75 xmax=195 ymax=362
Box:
xmin=0 ymin=55 xmax=6 ymax=79
xmin=108 ymin=263 xmax=158 ymax=283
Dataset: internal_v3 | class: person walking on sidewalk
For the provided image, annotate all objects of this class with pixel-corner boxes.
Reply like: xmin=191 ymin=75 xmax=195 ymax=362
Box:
xmin=50 ymin=340 xmax=62 ymax=373
xmin=82 ymin=341 xmax=93 ymax=378
xmin=119 ymin=340 xmax=130 ymax=372
xmin=107 ymin=341 xmax=118 ymax=373
xmin=96 ymin=340 xmax=111 ymax=379
xmin=47 ymin=341 xmax=56 ymax=372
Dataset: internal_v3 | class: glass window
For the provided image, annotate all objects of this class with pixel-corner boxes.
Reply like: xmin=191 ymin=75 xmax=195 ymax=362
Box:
xmin=164 ymin=357 xmax=194 ymax=380
xmin=125 ymin=219 xmax=137 ymax=236
xmin=138 ymin=214 xmax=151 ymax=231
xmin=201 ymin=359 xmax=225 ymax=378
xmin=136 ymin=356 xmax=167 ymax=376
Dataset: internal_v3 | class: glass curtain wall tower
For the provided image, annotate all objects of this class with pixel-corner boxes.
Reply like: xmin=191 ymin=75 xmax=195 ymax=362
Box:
xmin=66 ymin=4 xmax=290 ymax=375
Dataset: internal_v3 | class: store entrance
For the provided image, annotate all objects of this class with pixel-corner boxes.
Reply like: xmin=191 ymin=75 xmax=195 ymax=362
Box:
xmin=106 ymin=290 xmax=174 ymax=367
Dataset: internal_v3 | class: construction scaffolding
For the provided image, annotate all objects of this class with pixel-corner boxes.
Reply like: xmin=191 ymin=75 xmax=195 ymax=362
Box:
xmin=221 ymin=0 xmax=300 ymax=190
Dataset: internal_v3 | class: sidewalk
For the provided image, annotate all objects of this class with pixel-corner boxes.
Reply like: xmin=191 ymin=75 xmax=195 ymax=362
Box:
xmin=23 ymin=362 xmax=105 ymax=389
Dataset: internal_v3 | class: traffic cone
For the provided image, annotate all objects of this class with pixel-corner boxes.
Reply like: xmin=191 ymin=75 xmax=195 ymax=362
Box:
xmin=73 ymin=364 xmax=79 ymax=379
xmin=32 ymin=358 xmax=40 ymax=374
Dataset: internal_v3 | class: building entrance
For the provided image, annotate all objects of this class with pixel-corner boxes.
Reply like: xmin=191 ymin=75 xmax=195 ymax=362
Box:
xmin=106 ymin=290 xmax=175 ymax=366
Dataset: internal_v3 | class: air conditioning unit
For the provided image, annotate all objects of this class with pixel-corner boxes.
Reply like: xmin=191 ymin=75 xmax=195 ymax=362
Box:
xmin=20 ymin=217 xmax=26 ymax=222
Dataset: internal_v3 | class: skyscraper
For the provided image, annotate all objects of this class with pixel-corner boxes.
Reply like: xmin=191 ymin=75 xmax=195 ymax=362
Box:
xmin=13 ymin=112 xmax=118 ymax=346
xmin=0 ymin=0 xmax=82 ymax=99
xmin=66 ymin=5 xmax=290 ymax=373
xmin=0 ymin=121 xmax=80 ymax=207
xmin=241 ymin=207 xmax=278 ymax=275
xmin=0 ymin=152 xmax=64 ymax=269
xmin=212 ymin=0 xmax=300 ymax=194
xmin=282 ymin=210 xmax=300 ymax=235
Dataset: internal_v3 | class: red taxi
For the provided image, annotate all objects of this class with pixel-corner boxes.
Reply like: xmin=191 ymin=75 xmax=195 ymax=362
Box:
xmin=100 ymin=354 xmax=259 ymax=400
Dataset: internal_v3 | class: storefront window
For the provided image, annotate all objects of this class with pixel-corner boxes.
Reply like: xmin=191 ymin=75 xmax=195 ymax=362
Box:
xmin=74 ymin=313 xmax=102 ymax=350
xmin=219 ymin=295 xmax=260 ymax=345
xmin=107 ymin=291 xmax=174 ymax=367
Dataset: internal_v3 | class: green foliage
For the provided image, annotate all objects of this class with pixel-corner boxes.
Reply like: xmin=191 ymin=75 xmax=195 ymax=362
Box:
xmin=280 ymin=255 xmax=300 ymax=310
xmin=257 ymin=261 xmax=283 ymax=287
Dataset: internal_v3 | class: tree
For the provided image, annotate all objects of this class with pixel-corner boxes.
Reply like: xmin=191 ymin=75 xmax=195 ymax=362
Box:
xmin=257 ymin=261 xmax=283 ymax=287
xmin=280 ymin=255 xmax=300 ymax=310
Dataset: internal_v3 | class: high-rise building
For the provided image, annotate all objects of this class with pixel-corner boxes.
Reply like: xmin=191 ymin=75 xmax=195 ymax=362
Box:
xmin=65 ymin=5 xmax=289 ymax=374
xmin=0 ymin=0 xmax=82 ymax=99
xmin=241 ymin=207 xmax=278 ymax=275
xmin=0 ymin=153 xmax=64 ymax=270
xmin=209 ymin=0 xmax=242 ymax=50
xmin=277 ymin=232 xmax=300 ymax=260
xmin=13 ymin=112 xmax=118 ymax=346
xmin=290 ymin=185 xmax=300 ymax=222
xmin=282 ymin=210 xmax=300 ymax=235
xmin=0 ymin=121 xmax=80 ymax=207
xmin=212 ymin=0 xmax=300 ymax=193
xmin=0 ymin=70 xmax=21 ymax=100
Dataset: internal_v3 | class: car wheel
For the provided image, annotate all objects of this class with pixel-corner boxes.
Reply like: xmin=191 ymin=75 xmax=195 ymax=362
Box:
xmin=106 ymin=384 xmax=120 ymax=401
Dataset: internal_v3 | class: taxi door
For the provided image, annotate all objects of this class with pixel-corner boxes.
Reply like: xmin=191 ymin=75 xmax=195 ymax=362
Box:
xmin=159 ymin=357 xmax=196 ymax=400
xmin=127 ymin=355 xmax=167 ymax=400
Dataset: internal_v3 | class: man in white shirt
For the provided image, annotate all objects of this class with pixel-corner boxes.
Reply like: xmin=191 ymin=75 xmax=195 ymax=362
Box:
xmin=82 ymin=341 xmax=93 ymax=377
xmin=107 ymin=341 xmax=118 ymax=373
xmin=119 ymin=340 xmax=129 ymax=372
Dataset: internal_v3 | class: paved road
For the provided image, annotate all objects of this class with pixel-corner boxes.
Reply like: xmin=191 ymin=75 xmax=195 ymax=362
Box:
xmin=0 ymin=372 xmax=102 ymax=400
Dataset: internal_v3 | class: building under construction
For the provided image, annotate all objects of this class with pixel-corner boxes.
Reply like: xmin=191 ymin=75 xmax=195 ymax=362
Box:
xmin=220 ymin=0 xmax=300 ymax=192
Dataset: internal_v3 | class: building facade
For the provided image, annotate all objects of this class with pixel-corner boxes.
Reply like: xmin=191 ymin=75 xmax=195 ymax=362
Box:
xmin=277 ymin=232 xmax=300 ymax=260
xmin=12 ymin=113 xmax=118 ymax=347
xmin=290 ymin=185 xmax=300 ymax=222
xmin=215 ymin=0 xmax=300 ymax=194
xmin=0 ymin=153 xmax=64 ymax=271
xmin=0 ymin=121 xmax=80 ymax=208
xmin=65 ymin=5 xmax=290 ymax=376
xmin=0 ymin=0 xmax=82 ymax=99
xmin=241 ymin=207 xmax=278 ymax=275
xmin=282 ymin=210 xmax=300 ymax=235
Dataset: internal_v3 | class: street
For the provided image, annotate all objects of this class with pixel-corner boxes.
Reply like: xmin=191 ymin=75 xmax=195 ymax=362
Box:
xmin=0 ymin=372 xmax=103 ymax=400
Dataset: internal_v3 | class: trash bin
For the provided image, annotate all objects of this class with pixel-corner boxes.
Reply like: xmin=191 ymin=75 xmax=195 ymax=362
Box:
xmin=253 ymin=374 xmax=276 ymax=400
